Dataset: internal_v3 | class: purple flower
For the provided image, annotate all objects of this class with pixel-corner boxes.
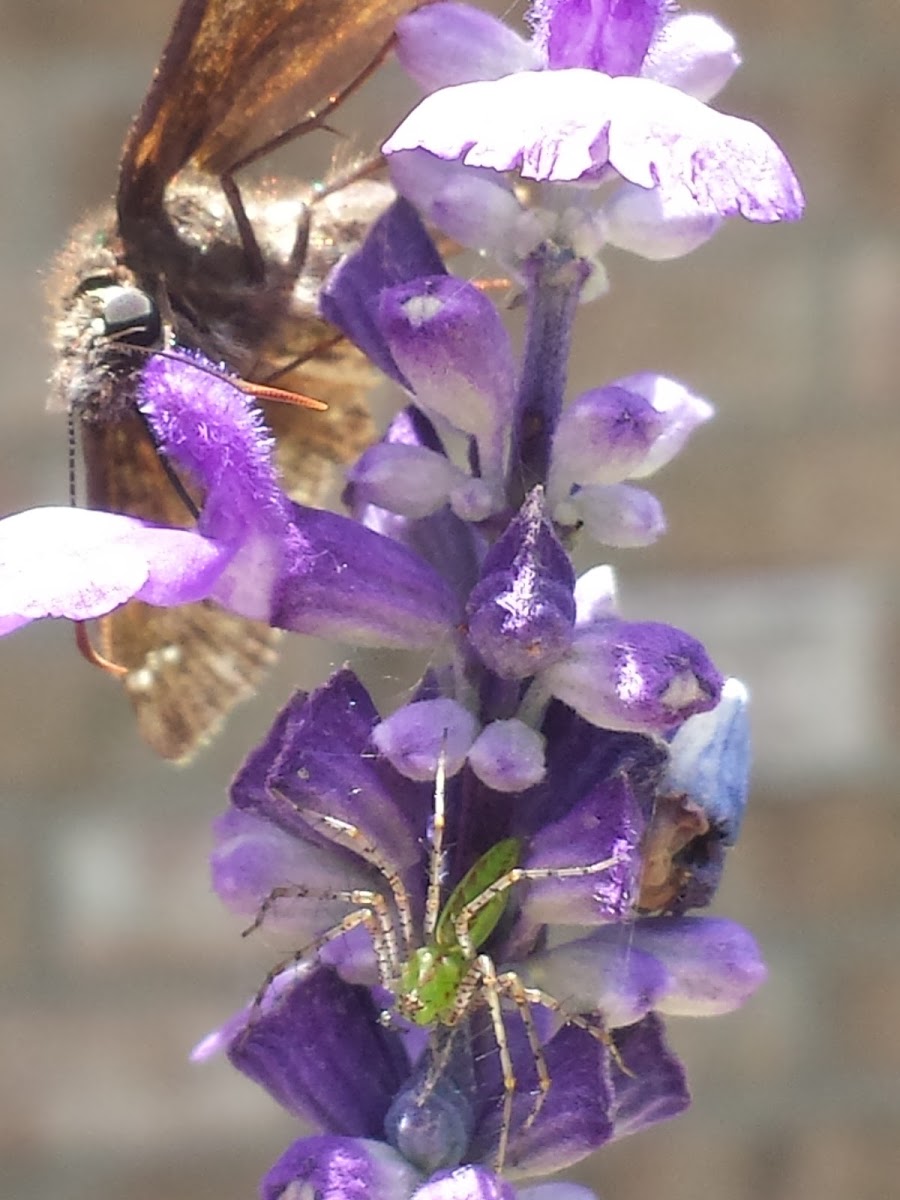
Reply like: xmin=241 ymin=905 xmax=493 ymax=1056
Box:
xmin=0 ymin=351 xmax=460 ymax=649
xmin=385 ymin=1 xmax=803 ymax=278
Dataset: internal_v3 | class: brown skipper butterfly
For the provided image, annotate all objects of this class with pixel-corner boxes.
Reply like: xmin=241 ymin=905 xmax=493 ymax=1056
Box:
xmin=47 ymin=0 xmax=427 ymax=761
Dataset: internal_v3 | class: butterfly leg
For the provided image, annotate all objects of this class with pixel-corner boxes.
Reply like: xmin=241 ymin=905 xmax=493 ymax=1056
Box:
xmin=220 ymin=173 xmax=266 ymax=283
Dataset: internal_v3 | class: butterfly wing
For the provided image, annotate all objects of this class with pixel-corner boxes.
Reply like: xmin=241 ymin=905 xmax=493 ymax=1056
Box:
xmin=81 ymin=410 xmax=280 ymax=762
xmin=118 ymin=0 xmax=426 ymax=228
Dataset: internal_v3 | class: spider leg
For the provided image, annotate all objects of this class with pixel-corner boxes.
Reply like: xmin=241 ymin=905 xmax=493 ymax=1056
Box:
xmin=516 ymin=981 xmax=632 ymax=1076
xmin=300 ymin=808 xmax=416 ymax=957
xmin=453 ymin=853 xmax=624 ymax=957
xmin=242 ymin=883 xmax=398 ymax=990
xmin=495 ymin=971 xmax=551 ymax=1133
xmin=475 ymin=954 xmax=518 ymax=1175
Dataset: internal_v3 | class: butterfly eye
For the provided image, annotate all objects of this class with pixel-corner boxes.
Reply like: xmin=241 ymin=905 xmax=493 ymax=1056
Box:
xmin=96 ymin=284 xmax=162 ymax=346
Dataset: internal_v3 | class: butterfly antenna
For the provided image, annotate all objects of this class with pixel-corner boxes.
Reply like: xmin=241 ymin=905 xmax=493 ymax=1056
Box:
xmin=67 ymin=409 xmax=78 ymax=507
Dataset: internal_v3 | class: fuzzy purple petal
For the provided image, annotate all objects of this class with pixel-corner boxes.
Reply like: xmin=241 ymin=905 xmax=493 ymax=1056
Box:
xmin=210 ymin=806 xmax=376 ymax=936
xmin=397 ymin=2 xmax=541 ymax=90
xmin=628 ymin=916 xmax=767 ymax=1016
xmin=0 ymin=507 xmax=229 ymax=633
xmin=642 ymin=12 xmax=741 ymax=102
xmin=138 ymin=351 xmax=289 ymax=545
xmin=519 ymin=772 xmax=643 ymax=926
xmin=610 ymin=1013 xmax=690 ymax=1138
xmin=413 ymin=1166 xmax=517 ymax=1200
xmin=231 ymin=671 xmax=428 ymax=883
xmin=378 ymin=277 xmax=516 ymax=480
xmin=270 ymin=503 xmax=460 ymax=648
xmin=471 ymin=1022 xmax=613 ymax=1176
xmin=263 ymin=1135 xmax=422 ymax=1200
xmin=373 ymin=698 xmax=479 ymax=781
xmin=467 ymin=719 xmax=546 ymax=793
xmin=467 ymin=491 xmax=575 ymax=679
xmin=570 ymin=484 xmax=666 ymax=548
xmin=385 ymin=71 xmax=804 ymax=222
xmin=542 ymin=619 xmax=723 ymax=735
xmin=531 ymin=0 xmax=666 ymax=76
xmin=388 ymin=151 xmax=525 ymax=257
xmin=225 ymin=965 xmax=410 ymax=1136
xmin=519 ymin=934 xmax=670 ymax=1027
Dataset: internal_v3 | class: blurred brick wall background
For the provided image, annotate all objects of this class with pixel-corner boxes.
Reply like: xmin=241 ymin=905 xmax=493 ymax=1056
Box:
xmin=1 ymin=1 xmax=898 ymax=1198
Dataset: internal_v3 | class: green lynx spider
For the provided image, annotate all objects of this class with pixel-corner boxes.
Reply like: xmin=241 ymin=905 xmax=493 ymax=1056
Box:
xmin=246 ymin=757 xmax=623 ymax=1173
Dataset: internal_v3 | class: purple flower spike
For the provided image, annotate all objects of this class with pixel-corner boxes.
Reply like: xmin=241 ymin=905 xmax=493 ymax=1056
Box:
xmin=542 ymin=619 xmax=723 ymax=734
xmin=664 ymin=677 xmax=750 ymax=844
xmin=467 ymin=491 xmax=575 ymax=679
xmin=373 ymin=698 xmax=479 ymax=781
xmin=0 ymin=507 xmax=228 ymax=635
xmin=397 ymin=2 xmax=541 ymax=90
xmin=378 ymin=277 xmax=516 ymax=481
xmin=263 ymin=1134 xmax=422 ymax=1200
xmin=385 ymin=70 xmax=805 ymax=222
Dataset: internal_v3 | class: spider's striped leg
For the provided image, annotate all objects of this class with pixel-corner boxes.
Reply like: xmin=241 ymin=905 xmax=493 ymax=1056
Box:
xmin=243 ymin=883 xmax=399 ymax=993
xmin=516 ymin=980 xmax=632 ymax=1076
xmin=300 ymin=808 xmax=416 ymax=957
xmin=495 ymin=970 xmax=551 ymax=1132
xmin=452 ymin=854 xmax=625 ymax=957
xmin=475 ymin=953 xmax=519 ymax=1175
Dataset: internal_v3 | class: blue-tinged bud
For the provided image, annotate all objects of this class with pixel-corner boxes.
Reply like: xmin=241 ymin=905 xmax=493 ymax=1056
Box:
xmin=373 ymin=698 xmax=478 ymax=781
xmin=664 ymin=677 xmax=750 ymax=844
xmin=466 ymin=490 xmax=575 ymax=679
xmin=467 ymin=718 xmax=546 ymax=792
xmin=541 ymin=619 xmax=723 ymax=735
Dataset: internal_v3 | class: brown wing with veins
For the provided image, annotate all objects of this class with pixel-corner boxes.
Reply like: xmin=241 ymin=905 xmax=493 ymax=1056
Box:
xmin=81 ymin=409 xmax=280 ymax=762
xmin=118 ymin=0 xmax=428 ymax=227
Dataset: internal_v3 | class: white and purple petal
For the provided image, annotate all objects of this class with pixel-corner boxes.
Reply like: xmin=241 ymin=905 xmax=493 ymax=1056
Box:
xmin=466 ymin=719 xmax=547 ymax=793
xmin=397 ymin=2 xmax=541 ymax=91
xmin=385 ymin=70 xmax=804 ymax=222
xmin=373 ymin=698 xmax=479 ymax=782
xmin=541 ymin=618 xmax=723 ymax=735
xmin=263 ymin=1135 xmax=422 ymax=1200
xmin=0 ymin=507 xmax=229 ymax=634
